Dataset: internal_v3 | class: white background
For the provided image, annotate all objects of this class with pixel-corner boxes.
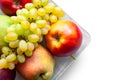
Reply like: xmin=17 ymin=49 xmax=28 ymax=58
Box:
xmin=53 ymin=0 xmax=120 ymax=80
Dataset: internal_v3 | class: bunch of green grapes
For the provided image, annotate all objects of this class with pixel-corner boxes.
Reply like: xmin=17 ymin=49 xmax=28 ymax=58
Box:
xmin=0 ymin=0 xmax=65 ymax=70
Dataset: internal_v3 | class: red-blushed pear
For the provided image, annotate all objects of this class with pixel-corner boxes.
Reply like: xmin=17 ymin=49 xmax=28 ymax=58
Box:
xmin=45 ymin=20 xmax=83 ymax=57
xmin=16 ymin=45 xmax=55 ymax=80
xmin=0 ymin=0 xmax=32 ymax=16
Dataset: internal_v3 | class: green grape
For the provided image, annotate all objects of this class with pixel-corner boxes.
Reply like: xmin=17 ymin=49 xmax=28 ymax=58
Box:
xmin=17 ymin=15 xmax=27 ymax=23
xmin=41 ymin=27 xmax=49 ymax=35
xmin=7 ymin=62 xmax=15 ymax=70
xmin=17 ymin=54 xmax=25 ymax=63
xmin=34 ymin=28 xmax=41 ymax=36
xmin=44 ymin=24 xmax=50 ymax=30
xmin=2 ymin=46 xmax=11 ymax=56
xmin=43 ymin=14 xmax=50 ymax=21
xmin=33 ymin=0 xmax=41 ymax=8
xmin=25 ymin=50 xmax=33 ymax=57
xmin=21 ymin=20 xmax=30 ymax=29
xmin=25 ymin=3 xmax=35 ymax=10
xmin=28 ymin=34 xmax=39 ymax=43
xmin=19 ymin=40 xmax=27 ymax=52
xmin=38 ymin=8 xmax=46 ymax=16
xmin=0 ymin=58 xmax=7 ymax=69
xmin=6 ymin=53 xmax=17 ymax=62
xmin=15 ymin=23 xmax=25 ymax=35
xmin=50 ymin=14 xmax=58 ymax=23
xmin=7 ymin=26 xmax=16 ymax=33
xmin=17 ymin=48 xmax=23 ymax=55
xmin=36 ymin=16 xmax=42 ymax=20
xmin=24 ymin=30 xmax=31 ymax=39
xmin=30 ymin=23 xmax=38 ymax=33
xmin=36 ymin=20 xmax=47 ymax=28
xmin=41 ymin=0 xmax=49 ymax=6
xmin=44 ymin=3 xmax=55 ymax=13
xmin=21 ymin=8 xmax=29 ymax=18
xmin=28 ymin=8 xmax=38 ymax=21
xmin=5 ymin=32 xmax=18 ymax=41
xmin=27 ymin=42 xmax=34 ymax=51
xmin=10 ymin=16 xmax=18 ymax=23
xmin=53 ymin=7 xmax=65 ymax=17
xmin=16 ymin=10 xmax=22 ymax=16
xmin=9 ymin=40 xmax=19 ymax=48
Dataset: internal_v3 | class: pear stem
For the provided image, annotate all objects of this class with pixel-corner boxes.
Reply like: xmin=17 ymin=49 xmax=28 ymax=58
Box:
xmin=70 ymin=55 xmax=76 ymax=60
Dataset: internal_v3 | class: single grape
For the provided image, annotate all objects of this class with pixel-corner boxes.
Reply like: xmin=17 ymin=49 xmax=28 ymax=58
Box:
xmin=28 ymin=34 xmax=39 ymax=43
xmin=30 ymin=23 xmax=38 ymax=33
xmin=21 ymin=20 xmax=30 ymax=29
xmin=17 ymin=54 xmax=25 ymax=63
xmin=16 ymin=9 xmax=22 ymax=16
xmin=34 ymin=28 xmax=41 ymax=36
xmin=33 ymin=0 xmax=42 ymax=8
xmin=28 ymin=8 xmax=38 ymax=21
xmin=17 ymin=48 xmax=23 ymax=55
xmin=27 ymin=42 xmax=34 ymax=51
xmin=21 ymin=8 xmax=29 ymax=18
xmin=25 ymin=3 xmax=35 ymax=10
xmin=36 ymin=20 xmax=47 ymax=28
xmin=25 ymin=50 xmax=33 ymax=57
xmin=36 ymin=16 xmax=42 ymax=20
xmin=0 ymin=58 xmax=7 ymax=69
xmin=6 ymin=53 xmax=17 ymax=62
xmin=7 ymin=62 xmax=15 ymax=70
xmin=50 ymin=14 xmax=58 ymax=23
xmin=10 ymin=16 xmax=18 ymax=23
xmin=7 ymin=26 xmax=16 ymax=33
xmin=41 ymin=27 xmax=49 ymax=35
xmin=15 ymin=23 xmax=25 ymax=35
xmin=38 ymin=8 xmax=46 ymax=16
xmin=9 ymin=40 xmax=19 ymax=48
xmin=2 ymin=47 xmax=11 ymax=56
xmin=44 ymin=3 xmax=55 ymax=13
xmin=19 ymin=40 xmax=27 ymax=52
xmin=43 ymin=14 xmax=50 ymax=21
xmin=41 ymin=0 xmax=49 ymax=6
xmin=17 ymin=15 xmax=27 ymax=23
xmin=53 ymin=7 xmax=65 ymax=17
xmin=5 ymin=32 xmax=18 ymax=41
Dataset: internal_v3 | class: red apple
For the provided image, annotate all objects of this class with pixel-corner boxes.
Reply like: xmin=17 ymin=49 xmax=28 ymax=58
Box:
xmin=45 ymin=20 xmax=83 ymax=57
xmin=0 ymin=0 xmax=32 ymax=16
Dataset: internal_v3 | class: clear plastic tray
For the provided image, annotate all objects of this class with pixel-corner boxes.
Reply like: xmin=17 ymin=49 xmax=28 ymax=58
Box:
xmin=0 ymin=0 xmax=90 ymax=80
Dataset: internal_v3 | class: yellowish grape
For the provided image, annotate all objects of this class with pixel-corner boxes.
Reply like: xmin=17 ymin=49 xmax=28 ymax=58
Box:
xmin=36 ymin=20 xmax=47 ymax=28
xmin=28 ymin=34 xmax=39 ymax=43
xmin=21 ymin=20 xmax=30 ymax=29
xmin=17 ymin=54 xmax=25 ymax=63
xmin=25 ymin=3 xmax=35 ymax=10
xmin=6 ymin=53 xmax=17 ymax=62
xmin=38 ymin=8 xmax=46 ymax=16
xmin=30 ymin=23 xmax=38 ymax=33
xmin=9 ymin=40 xmax=19 ymax=48
xmin=5 ymin=32 xmax=18 ymax=41
xmin=0 ymin=58 xmax=7 ymax=69
xmin=19 ymin=40 xmax=27 ymax=52
xmin=50 ymin=14 xmax=58 ymax=23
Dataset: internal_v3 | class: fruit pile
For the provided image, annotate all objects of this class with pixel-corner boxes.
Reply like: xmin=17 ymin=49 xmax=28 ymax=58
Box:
xmin=0 ymin=0 xmax=83 ymax=80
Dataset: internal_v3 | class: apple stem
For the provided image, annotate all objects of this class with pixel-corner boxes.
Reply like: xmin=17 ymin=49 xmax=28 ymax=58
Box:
xmin=70 ymin=55 xmax=76 ymax=60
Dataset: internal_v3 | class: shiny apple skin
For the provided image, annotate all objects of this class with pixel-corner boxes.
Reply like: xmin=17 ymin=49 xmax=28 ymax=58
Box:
xmin=45 ymin=20 xmax=83 ymax=57
xmin=0 ymin=0 xmax=32 ymax=16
